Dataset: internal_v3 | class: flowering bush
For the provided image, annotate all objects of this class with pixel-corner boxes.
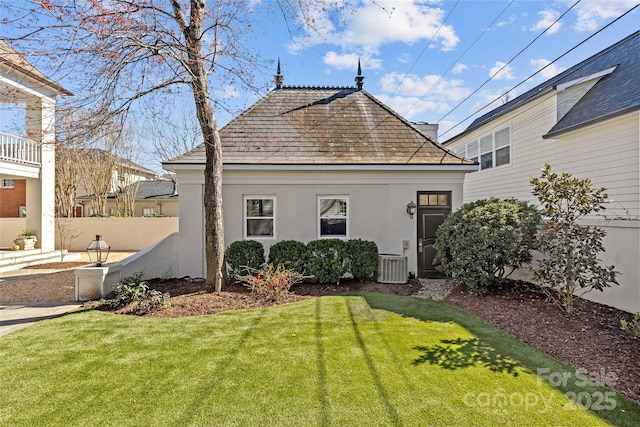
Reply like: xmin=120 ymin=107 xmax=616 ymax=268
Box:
xmin=237 ymin=264 xmax=306 ymax=299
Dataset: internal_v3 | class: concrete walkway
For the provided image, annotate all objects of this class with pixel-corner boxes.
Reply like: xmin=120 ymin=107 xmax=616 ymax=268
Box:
xmin=0 ymin=303 xmax=82 ymax=337
xmin=0 ymin=252 xmax=135 ymax=337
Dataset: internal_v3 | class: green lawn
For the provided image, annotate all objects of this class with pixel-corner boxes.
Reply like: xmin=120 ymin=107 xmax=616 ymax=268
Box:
xmin=1 ymin=293 xmax=638 ymax=426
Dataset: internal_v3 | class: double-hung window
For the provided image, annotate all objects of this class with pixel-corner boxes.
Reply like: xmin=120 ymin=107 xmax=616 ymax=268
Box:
xmin=244 ymin=196 xmax=275 ymax=238
xmin=494 ymin=127 xmax=510 ymax=166
xmin=318 ymin=196 xmax=348 ymax=238
xmin=456 ymin=126 xmax=510 ymax=171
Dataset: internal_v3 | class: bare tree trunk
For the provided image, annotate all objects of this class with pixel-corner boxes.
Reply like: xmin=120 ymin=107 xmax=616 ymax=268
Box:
xmin=178 ymin=2 xmax=225 ymax=291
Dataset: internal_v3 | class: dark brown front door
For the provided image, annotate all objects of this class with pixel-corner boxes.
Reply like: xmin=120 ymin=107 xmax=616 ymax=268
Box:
xmin=417 ymin=192 xmax=451 ymax=278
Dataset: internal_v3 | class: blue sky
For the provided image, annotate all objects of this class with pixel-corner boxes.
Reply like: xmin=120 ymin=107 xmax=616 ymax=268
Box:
xmin=232 ymin=0 xmax=638 ymax=143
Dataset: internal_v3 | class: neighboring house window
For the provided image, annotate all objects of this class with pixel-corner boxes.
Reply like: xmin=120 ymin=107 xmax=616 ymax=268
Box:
xmin=244 ymin=196 xmax=275 ymax=238
xmin=318 ymin=196 xmax=348 ymax=238
xmin=1 ymin=179 xmax=15 ymax=188
xmin=458 ymin=126 xmax=510 ymax=171
xmin=467 ymin=140 xmax=478 ymax=163
xmin=494 ymin=127 xmax=510 ymax=166
xmin=143 ymin=208 xmax=156 ymax=217
xmin=480 ymin=135 xmax=493 ymax=169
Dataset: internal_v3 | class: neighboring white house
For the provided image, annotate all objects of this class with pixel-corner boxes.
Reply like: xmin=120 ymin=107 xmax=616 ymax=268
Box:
xmin=163 ymin=67 xmax=476 ymax=280
xmin=0 ymin=38 xmax=71 ymax=252
xmin=443 ymin=31 xmax=639 ymax=312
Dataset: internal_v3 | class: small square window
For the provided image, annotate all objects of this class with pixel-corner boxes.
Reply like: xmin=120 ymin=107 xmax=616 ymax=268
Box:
xmin=1 ymin=179 xmax=15 ymax=188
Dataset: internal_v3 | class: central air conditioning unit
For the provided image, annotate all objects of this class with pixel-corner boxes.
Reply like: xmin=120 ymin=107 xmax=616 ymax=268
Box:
xmin=377 ymin=254 xmax=408 ymax=284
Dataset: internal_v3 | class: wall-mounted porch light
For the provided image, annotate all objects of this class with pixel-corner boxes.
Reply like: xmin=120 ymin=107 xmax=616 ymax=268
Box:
xmin=87 ymin=235 xmax=110 ymax=267
xmin=406 ymin=201 xmax=417 ymax=219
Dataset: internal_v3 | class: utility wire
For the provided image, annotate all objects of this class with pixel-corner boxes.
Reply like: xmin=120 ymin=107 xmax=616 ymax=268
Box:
xmin=436 ymin=0 xmax=582 ymax=124
xmin=382 ymin=0 xmax=460 ymax=103
xmin=401 ymin=0 xmax=515 ymax=118
xmin=439 ymin=2 xmax=639 ymax=140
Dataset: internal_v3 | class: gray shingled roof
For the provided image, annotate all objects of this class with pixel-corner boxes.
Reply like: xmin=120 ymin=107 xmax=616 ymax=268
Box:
xmin=165 ymin=87 xmax=474 ymax=166
xmin=446 ymin=31 xmax=639 ymax=143
xmin=136 ymin=180 xmax=177 ymax=199
xmin=77 ymin=180 xmax=177 ymax=200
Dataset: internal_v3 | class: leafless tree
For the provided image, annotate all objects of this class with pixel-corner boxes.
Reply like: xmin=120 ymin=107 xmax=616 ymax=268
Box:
xmin=2 ymin=0 xmax=336 ymax=291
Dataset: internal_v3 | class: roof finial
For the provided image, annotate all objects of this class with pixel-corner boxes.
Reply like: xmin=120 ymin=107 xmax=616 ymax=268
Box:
xmin=355 ymin=58 xmax=364 ymax=90
xmin=275 ymin=58 xmax=284 ymax=89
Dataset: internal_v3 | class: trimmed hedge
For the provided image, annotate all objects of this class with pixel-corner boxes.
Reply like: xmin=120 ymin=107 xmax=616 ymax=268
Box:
xmin=347 ymin=239 xmax=379 ymax=281
xmin=228 ymin=238 xmax=380 ymax=285
xmin=305 ymin=239 xmax=349 ymax=284
xmin=268 ymin=240 xmax=307 ymax=274
xmin=225 ymin=240 xmax=265 ymax=279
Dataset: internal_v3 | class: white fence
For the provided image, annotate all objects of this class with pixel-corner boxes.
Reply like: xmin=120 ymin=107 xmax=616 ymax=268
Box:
xmin=1 ymin=217 xmax=178 ymax=251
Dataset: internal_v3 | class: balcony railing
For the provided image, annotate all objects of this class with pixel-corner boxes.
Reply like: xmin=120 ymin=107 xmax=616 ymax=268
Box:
xmin=0 ymin=132 xmax=41 ymax=166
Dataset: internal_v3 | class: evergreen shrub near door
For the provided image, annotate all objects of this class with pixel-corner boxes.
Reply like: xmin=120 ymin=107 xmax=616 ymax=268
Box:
xmin=434 ymin=198 xmax=541 ymax=295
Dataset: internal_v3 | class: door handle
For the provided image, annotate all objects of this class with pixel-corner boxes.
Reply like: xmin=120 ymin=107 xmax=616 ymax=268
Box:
xmin=418 ymin=240 xmax=423 ymax=253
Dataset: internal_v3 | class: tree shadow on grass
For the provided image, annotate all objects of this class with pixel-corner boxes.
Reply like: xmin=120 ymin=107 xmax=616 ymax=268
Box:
xmin=412 ymin=337 xmax=520 ymax=376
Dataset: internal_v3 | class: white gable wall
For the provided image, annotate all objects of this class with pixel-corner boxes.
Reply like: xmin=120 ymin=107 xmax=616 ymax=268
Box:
xmin=174 ymin=168 xmax=466 ymax=279
xmin=445 ymin=93 xmax=640 ymax=312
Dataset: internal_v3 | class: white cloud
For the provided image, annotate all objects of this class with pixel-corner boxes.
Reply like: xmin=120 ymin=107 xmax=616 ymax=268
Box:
xmin=571 ymin=0 xmax=638 ymax=32
xmin=376 ymin=72 xmax=471 ymax=119
xmin=397 ymin=53 xmax=410 ymax=64
xmin=489 ymin=62 xmax=515 ymax=80
xmin=215 ymin=85 xmax=239 ymax=100
xmin=530 ymin=58 xmax=566 ymax=80
xmin=288 ymin=0 xmax=460 ymax=62
xmin=452 ymin=63 xmax=468 ymax=74
xmin=469 ymin=88 xmax=520 ymax=117
xmin=529 ymin=10 xmax=562 ymax=34
xmin=323 ymin=51 xmax=383 ymax=71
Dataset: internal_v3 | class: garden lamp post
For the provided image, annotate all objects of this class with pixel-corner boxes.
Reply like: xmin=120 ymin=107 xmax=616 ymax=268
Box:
xmin=87 ymin=235 xmax=110 ymax=267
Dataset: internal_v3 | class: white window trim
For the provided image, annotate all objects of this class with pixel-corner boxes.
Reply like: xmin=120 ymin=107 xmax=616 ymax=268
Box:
xmin=461 ymin=126 xmax=511 ymax=171
xmin=317 ymin=195 xmax=349 ymax=239
xmin=243 ymin=195 xmax=276 ymax=239
xmin=1 ymin=179 xmax=15 ymax=188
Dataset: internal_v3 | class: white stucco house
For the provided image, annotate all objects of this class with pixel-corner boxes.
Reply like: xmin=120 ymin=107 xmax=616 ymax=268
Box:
xmin=0 ymin=39 xmax=71 ymax=261
xmin=443 ymin=31 xmax=639 ymax=312
xmin=163 ymin=67 xmax=476 ymax=280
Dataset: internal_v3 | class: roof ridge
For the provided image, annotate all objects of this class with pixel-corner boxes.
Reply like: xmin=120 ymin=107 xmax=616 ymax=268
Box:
xmin=278 ymin=85 xmax=357 ymax=90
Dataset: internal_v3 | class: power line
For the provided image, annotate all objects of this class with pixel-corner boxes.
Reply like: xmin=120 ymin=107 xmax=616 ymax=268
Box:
xmin=382 ymin=0 xmax=460 ymax=104
xmin=436 ymin=0 xmax=582 ymax=124
xmin=400 ymin=0 xmax=515 ymax=118
xmin=439 ymin=3 xmax=639 ymax=140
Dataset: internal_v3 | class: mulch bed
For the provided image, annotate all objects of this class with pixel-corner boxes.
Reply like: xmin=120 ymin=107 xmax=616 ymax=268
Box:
xmin=443 ymin=280 xmax=640 ymax=403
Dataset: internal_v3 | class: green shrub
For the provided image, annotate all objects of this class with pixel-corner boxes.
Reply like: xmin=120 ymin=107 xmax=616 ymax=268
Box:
xmin=531 ymin=164 xmax=618 ymax=315
xmin=434 ymin=198 xmax=541 ymax=295
xmin=101 ymin=273 xmax=169 ymax=315
xmin=305 ymin=239 xmax=348 ymax=284
xmin=347 ymin=239 xmax=378 ymax=281
xmin=225 ymin=240 xmax=265 ymax=279
xmin=268 ymin=240 xmax=307 ymax=274
xmin=620 ymin=313 xmax=640 ymax=338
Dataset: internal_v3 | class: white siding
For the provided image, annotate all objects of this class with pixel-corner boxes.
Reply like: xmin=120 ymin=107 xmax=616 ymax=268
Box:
xmin=444 ymin=93 xmax=639 ymax=312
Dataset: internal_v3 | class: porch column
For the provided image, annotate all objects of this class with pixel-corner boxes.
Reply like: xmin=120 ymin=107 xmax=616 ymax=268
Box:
xmin=25 ymin=97 xmax=56 ymax=252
